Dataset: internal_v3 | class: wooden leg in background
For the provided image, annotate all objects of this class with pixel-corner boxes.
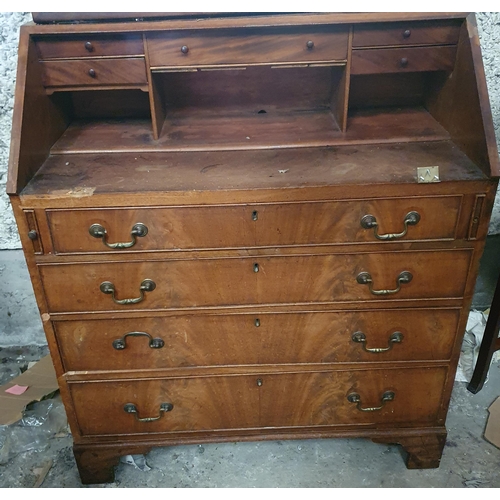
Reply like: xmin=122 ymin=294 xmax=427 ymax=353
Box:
xmin=467 ymin=272 xmax=500 ymax=393
xmin=372 ymin=431 xmax=447 ymax=469
xmin=73 ymin=443 xmax=152 ymax=485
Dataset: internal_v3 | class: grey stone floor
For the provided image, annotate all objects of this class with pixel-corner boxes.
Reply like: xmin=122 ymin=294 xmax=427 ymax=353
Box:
xmin=0 ymin=241 xmax=500 ymax=487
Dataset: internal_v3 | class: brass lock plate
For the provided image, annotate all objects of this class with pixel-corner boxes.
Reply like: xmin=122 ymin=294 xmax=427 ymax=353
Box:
xmin=417 ymin=166 xmax=440 ymax=183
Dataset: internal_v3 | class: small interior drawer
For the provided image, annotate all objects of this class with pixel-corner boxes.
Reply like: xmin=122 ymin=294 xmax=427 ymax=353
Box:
xmin=147 ymin=28 xmax=349 ymax=68
xmin=352 ymin=20 xmax=462 ymax=48
xmin=36 ymin=34 xmax=144 ymax=59
xmin=351 ymin=46 xmax=457 ymax=75
xmin=41 ymin=58 xmax=148 ymax=88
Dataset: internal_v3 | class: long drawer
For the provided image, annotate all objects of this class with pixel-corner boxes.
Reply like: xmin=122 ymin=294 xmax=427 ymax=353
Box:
xmin=147 ymin=28 xmax=349 ymax=68
xmin=69 ymin=367 xmax=447 ymax=436
xmin=55 ymin=309 xmax=461 ymax=371
xmin=46 ymin=196 xmax=462 ymax=254
xmin=38 ymin=250 xmax=472 ymax=313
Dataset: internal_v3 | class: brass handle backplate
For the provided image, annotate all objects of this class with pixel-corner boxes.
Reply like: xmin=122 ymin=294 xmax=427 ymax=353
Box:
xmin=347 ymin=391 xmax=395 ymax=412
xmin=356 ymin=271 xmax=412 ymax=296
xmin=360 ymin=211 xmax=420 ymax=240
xmin=352 ymin=331 xmax=403 ymax=353
xmin=100 ymin=279 xmax=156 ymax=305
xmin=89 ymin=222 xmax=148 ymax=249
xmin=112 ymin=331 xmax=164 ymax=350
xmin=123 ymin=402 xmax=173 ymax=422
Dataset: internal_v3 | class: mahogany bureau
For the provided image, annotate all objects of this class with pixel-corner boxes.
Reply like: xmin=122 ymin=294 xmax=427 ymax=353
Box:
xmin=6 ymin=13 xmax=499 ymax=484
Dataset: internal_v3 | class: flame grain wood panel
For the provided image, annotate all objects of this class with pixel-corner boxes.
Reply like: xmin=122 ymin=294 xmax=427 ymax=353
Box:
xmin=70 ymin=367 xmax=448 ymax=436
xmin=54 ymin=309 xmax=461 ymax=371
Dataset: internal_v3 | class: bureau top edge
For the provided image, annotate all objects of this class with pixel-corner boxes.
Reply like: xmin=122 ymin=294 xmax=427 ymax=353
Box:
xmin=23 ymin=12 xmax=470 ymax=34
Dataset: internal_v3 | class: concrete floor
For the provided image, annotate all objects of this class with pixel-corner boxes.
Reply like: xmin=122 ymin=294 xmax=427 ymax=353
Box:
xmin=0 ymin=239 xmax=500 ymax=487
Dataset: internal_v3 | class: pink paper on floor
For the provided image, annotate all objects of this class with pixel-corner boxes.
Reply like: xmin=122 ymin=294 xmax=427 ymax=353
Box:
xmin=5 ymin=385 xmax=29 ymax=395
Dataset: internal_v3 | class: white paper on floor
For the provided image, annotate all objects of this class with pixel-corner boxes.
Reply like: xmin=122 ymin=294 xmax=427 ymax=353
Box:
xmin=456 ymin=309 xmax=500 ymax=383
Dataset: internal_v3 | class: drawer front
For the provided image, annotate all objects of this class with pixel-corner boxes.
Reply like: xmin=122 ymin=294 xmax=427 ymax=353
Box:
xmin=36 ymin=35 xmax=144 ymax=59
xmin=55 ymin=309 xmax=461 ymax=371
xmin=39 ymin=250 xmax=472 ymax=313
xmin=147 ymin=28 xmax=349 ymax=67
xmin=46 ymin=196 xmax=461 ymax=254
xmin=41 ymin=58 xmax=148 ymax=87
xmin=351 ymin=46 xmax=457 ymax=75
xmin=47 ymin=206 xmax=256 ymax=253
xmin=352 ymin=20 xmax=462 ymax=48
xmin=70 ymin=367 xmax=447 ymax=436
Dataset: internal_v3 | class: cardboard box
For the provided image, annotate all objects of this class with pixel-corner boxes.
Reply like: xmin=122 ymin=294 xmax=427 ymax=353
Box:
xmin=484 ymin=396 xmax=500 ymax=449
xmin=0 ymin=356 xmax=58 ymax=426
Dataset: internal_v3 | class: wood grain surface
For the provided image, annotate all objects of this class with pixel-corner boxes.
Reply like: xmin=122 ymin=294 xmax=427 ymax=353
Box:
xmin=147 ymin=28 xmax=349 ymax=67
xmin=54 ymin=308 xmax=461 ymax=371
xmin=69 ymin=366 xmax=448 ymax=436
xmin=352 ymin=20 xmax=462 ymax=47
xmin=45 ymin=196 xmax=462 ymax=254
xmin=37 ymin=250 xmax=472 ymax=313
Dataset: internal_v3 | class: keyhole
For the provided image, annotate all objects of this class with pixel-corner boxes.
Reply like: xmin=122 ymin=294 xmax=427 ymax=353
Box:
xmin=255 ymin=318 xmax=260 ymax=327
xmin=254 ymin=263 xmax=259 ymax=273
xmin=257 ymin=378 xmax=263 ymax=387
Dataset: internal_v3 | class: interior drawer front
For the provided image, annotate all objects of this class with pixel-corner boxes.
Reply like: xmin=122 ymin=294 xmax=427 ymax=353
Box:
xmin=55 ymin=309 xmax=460 ymax=371
xmin=69 ymin=367 xmax=447 ymax=436
xmin=38 ymin=250 xmax=472 ymax=313
xmin=36 ymin=35 xmax=144 ymax=59
xmin=147 ymin=28 xmax=349 ymax=67
xmin=46 ymin=196 xmax=461 ymax=254
xmin=352 ymin=20 xmax=462 ymax=48
xmin=41 ymin=58 xmax=148 ymax=87
xmin=351 ymin=46 xmax=457 ymax=75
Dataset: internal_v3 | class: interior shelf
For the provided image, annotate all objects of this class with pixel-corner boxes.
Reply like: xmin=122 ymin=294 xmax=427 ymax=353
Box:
xmin=50 ymin=106 xmax=450 ymax=155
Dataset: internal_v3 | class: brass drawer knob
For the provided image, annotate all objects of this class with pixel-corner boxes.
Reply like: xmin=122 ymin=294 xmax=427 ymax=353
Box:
xmin=88 ymin=68 xmax=96 ymax=78
xmin=360 ymin=211 xmax=420 ymax=240
xmin=352 ymin=331 xmax=403 ymax=353
xmin=123 ymin=402 xmax=173 ymax=422
xmin=84 ymin=41 xmax=94 ymax=52
xmin=181 ymin=45 xmax=189 ymax=54
xmin=402 ymin=29 xmax=411 ymax=39
xmin=306 ymin=40 xmax=315 ymax=49
xmin=356 ymin=271 xmax=412 ymax=296
xmin=400 ymin=57 xmax=409 ymax=68
xmin=89 ymin=222 xmax=148 ymax=249
xmin=112 ymin=331 xmax=165 ymax=350
xmin=100 ymin=279 xmax=156 ymax=305
xmin=347 ymin=391 xmax=395 ymax=412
